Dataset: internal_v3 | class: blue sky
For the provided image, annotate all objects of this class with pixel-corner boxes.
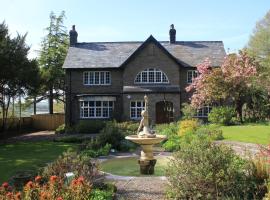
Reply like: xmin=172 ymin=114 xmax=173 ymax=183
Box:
xmin=1 ymin=0 xmax=270 ymax=58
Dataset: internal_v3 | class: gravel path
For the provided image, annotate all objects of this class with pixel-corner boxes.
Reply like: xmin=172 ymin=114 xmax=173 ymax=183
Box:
xmin=0 ymin=130 xmax=98 ymax=144
xmin=215 ymin=140 xmax=262 ymax=158
xmin=108 ymin=176 xmax=168 ymax=200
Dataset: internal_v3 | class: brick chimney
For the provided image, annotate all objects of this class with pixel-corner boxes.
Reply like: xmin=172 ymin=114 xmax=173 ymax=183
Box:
xmin=169 ymin=24 xmax=176 ymax=44
xmin=69 ymin=25 xmax=78 ymax=46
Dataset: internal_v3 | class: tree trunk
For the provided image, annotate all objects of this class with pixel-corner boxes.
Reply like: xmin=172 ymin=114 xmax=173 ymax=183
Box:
xmin=236 ymin=100 xmax=243 ymax=123
xmin=1 ymin=104 xmax=5 ymax=132
xmin=33 ymin=96 xmax=37 ymax=115
xmin=12 ymin=97 xmax=15 ymax=117
xmin=49 ymin=88 xmax=53 ymax=114
xmin=19 ymin=94 xmax=22 ymax=132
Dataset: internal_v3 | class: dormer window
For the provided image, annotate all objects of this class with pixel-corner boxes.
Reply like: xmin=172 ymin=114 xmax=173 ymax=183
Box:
xmin=83 ymin=71 xmax=111 ymax=85
xmin=134 ymin=68 xmax=169 ymax=84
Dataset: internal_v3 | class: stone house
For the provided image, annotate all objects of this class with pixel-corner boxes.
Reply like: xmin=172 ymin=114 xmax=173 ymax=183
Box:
xmin=63 ymin=24 xmax=226 ymax=126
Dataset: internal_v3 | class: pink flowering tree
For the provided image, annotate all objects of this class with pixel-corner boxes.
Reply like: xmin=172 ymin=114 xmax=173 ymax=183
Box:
xmin=186 ymin=50 xmax=257 ymax=122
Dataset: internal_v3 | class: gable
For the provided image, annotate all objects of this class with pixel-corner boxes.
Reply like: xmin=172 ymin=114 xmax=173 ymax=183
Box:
xmin=122 ymin=40 xmax=182 ymax=86
xmin=119 ymin=35 xmax=182 ymax=68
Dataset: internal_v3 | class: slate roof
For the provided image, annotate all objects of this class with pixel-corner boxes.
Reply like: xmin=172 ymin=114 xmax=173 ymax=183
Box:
xmin=63 ymin=35 xmax=226 ymax=69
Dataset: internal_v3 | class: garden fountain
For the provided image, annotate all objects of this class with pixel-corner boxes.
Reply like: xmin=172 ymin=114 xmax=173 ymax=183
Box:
xmin=125 ymin=95 xmax=167 ymax=174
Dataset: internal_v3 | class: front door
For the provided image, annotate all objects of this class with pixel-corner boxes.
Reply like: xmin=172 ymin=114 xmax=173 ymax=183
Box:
xmin=155 ymin=101 xmax=174 ymax=124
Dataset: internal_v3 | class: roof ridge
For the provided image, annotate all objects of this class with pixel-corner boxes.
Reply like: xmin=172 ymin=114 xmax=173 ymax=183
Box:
xmin=77 ymin=41 xmax=144 ymax=44
xmin=76 ymin=41 xmax=223 ymax=44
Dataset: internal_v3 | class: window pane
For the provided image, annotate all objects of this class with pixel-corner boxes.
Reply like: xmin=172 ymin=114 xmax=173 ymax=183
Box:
xmin=197 ymin=108 xmax=203 ymax=117
xmin=131 ymin=101 xmax=135 ymax=107
xmin=89 ymin=72 xmax=94 ymax=84
xmin=135 ymin=73 xmax=141 ymax=83
xmin=84 ymin=72 xmax=89 ymax=84
xmin=162 ymin=74 xmax=168 ymax=83
xmin=156 ymin=71 xmax=161 ymax=82
xmin=96 ymin=108 xmax=102 ymax=117
xmin=80 ymin=108 xmax=84 ymax=117
xmin=103 ymin=108 xmax=108 ymax=117
xmin=137 ymin=108 xmax=142 ymax=118
xmin=105 ymin=72 xmax=110 ymax=84
xmin=83 ymin=108 xmax=88 ymax=117
xmin=149 ymin=71 xmax=154 ymax=82
xmin=187 ymin=71 xmax=192 ymax=83
xmin=89 ymin=101 xmax=94 ymax=107
xmin=89 ymin=108 xmax=94 ymax=117
xmin=194 ymin=71 xmax=198 ymax=78
xmin=203 ymin=107 xmax=208 ymax=116
xmin=109 ymin=101 xmax=113 ymax=107
xmin=109 ymin=108 xmax=113 ymax=117
xmin=137 ymin=101 xmax=141 ymax=107
xmin=100 ymin=72 xmax=105 ymax=84
xmin=96 ymin=101 xmax=101 ymax=107
xmin=94 ymin=72 xmax=99 ymax=84
xmin=131 ymin=108 xmax=136 ymax=118
xmin=142 ymin=72 xmax=147 ymax=82
xmin=103 ymin=101 xmax=108 ymax=107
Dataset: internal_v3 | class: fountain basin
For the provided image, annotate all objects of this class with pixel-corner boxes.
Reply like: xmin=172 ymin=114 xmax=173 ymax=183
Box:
xmin=125 ymin=135 xmax=167 ymax=145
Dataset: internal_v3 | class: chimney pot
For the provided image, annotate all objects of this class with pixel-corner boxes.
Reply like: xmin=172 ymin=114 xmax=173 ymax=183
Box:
xmin=69 ymin=25 xmax=78 ymax=46
xmin=169 ymin=24 xmax=176 ymax=44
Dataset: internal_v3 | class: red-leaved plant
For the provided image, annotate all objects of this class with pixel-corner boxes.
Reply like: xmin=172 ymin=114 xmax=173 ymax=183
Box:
xmin=0 ymin=175 xmax=92 ymax=200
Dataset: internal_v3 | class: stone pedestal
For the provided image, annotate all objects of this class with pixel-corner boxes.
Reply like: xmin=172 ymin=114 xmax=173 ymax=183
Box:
xmin=138 ymin=159 xmax=157 ymax=175
xmin=140 ymin=144 xmax=154 ymax=160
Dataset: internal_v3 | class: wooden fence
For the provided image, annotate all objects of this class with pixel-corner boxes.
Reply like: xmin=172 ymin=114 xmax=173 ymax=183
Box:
xmin=31 ymin=113 xmax=65 ymax=130
xmin=0 ymin=117 xmax=32 ymax=130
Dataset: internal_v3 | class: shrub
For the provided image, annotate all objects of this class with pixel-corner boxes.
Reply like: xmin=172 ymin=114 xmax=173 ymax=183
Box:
xmin=81 ymin=143 xmax=111 ymax=158
xmin=55 ymin=124 xmax=66 ymax=134
xmin=208 ymin=106 xmax=236 ymax=125
xmin=155 ymin=122 xmax=180 ymax=152
xmin=155 ymin=122 xmax=178 ymax=138
xmin=42 ymin=149 xmax=99 ymax=183
xmin=54 ymin=136 xmax=87 ymax=143
xmin=75 ymin=120 xmax=106 ymax=134
xmin=195 ymin=125 xmax=224 ymax=140
xmin=90 ymin=189 xmax=113 ymax=200
xmin=116 ymin=121 xmax=139 ymax=136
xmin=162 ymin=136 xmax=181 ymax=151
xmin=264 ymin=183 xmax=270 ymax=200
xmin=0 ymin=175 xmax=92 ymax=200
xmin=178 ymin=119 xmax=200 ymax=136
xmin=167 ymin=134 xmax=262 ymax=199
xmin=98 ymin=121 xmax=125 ymax=151
xmin=181 ymin=103 xmax=197 ymax=119
xmin=118 ymin=140 xmax=137 ymax=152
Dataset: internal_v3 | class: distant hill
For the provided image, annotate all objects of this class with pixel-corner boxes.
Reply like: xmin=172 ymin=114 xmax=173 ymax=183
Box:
xmin=13 ymin=101 xmax=64 ymax=117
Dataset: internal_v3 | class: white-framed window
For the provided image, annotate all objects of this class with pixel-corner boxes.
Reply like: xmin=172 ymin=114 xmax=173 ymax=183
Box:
xmin=134 ymin=68 xmax=169 ymax=84
xmin=83 ymin=71 xmax=111 ymax=85
xmin=130 ymin=100 xmax=145 ymax=119
xmin=187 ymin=70 xmax=198 ymax=84
xmin=80 ymin=100 xmax=114 ymax=118
xmin=195 ymin=105 xmax=212 ymax=118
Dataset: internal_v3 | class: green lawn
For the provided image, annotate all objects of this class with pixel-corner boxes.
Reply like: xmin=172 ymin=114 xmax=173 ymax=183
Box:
xmin=221 ymin=123 xmax=270 ymax=145
xmin=0 ymin=142 xmax=74 ymax=183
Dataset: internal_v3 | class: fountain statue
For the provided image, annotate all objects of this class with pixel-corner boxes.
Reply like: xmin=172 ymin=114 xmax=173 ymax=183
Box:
xmin=125 ymin=95 xmax=167 ymax=175
xmin=137 ymin=95 xmax=156 ymax=138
